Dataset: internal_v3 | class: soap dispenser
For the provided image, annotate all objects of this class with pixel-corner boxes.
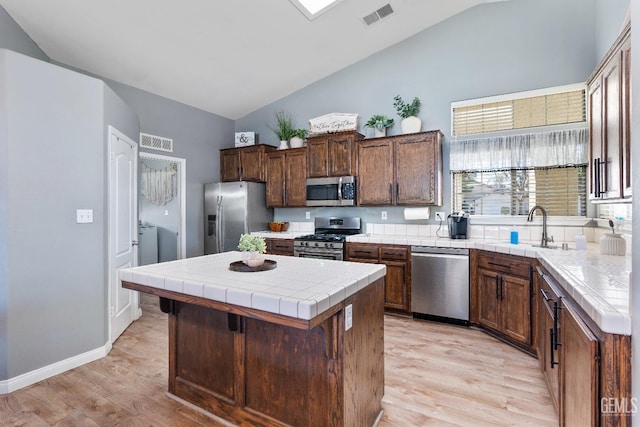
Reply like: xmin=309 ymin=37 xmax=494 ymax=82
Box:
xmin=575 ymin=231 xmax=587 ymax=250
xmin=510 ymin=226 xmax=519 ymax=244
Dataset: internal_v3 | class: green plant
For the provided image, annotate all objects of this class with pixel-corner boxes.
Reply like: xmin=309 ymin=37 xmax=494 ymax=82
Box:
xmin=268 ymin=110 xmax=296 ymax=141
xmin=237 ymin=234 xmax=267 ymax=253
xmin=364 ymin=114 xmax=394 ymax=131
xmin=393 ymin=95 xmax=421 ymax=118
xmin=291 ymin=128 xmax=307 ymax=139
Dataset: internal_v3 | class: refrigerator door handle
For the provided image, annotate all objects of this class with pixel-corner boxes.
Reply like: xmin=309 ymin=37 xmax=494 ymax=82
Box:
xmin=217 ymin=196 xmax=223 ymax=253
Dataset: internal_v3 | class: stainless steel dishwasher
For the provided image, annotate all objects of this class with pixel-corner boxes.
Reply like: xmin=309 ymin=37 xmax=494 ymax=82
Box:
xmin=411 ymin=246 xmax=470 ymax=325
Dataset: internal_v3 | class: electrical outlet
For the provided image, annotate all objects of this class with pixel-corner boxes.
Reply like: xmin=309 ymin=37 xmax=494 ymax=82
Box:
xmin=381 ymin=211 xmax=387 ymax=220
xmin=435 ymin=212 xmax=445 ymax=222
xmin=305 ymin=211 xmax=311 ymax=219
xmin=345 ymin=304 xmax=353 ymax=331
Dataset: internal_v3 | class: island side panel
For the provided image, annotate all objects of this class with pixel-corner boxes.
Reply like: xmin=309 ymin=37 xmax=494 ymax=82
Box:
xmin=343 ymin=277 xmax=385 ymax=427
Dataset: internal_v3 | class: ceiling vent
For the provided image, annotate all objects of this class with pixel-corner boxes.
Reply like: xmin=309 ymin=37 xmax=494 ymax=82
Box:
xmin=363 ymin=4 xmax=394 ymax=26
xmin=140 ymin=133 xmax=173 ymax=153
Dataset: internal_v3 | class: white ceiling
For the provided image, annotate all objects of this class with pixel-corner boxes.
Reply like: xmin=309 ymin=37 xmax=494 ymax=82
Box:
xmin=0 ymin=0 xmax=500 ymax=119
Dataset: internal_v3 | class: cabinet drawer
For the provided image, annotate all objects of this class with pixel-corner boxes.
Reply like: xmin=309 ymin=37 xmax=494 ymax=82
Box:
xmin=381 ymin=246 xmax=408 ymax=261
xmin=478 ymin=252 xmax=530 ymax=278
xmin=271 ymin=239 xmax=293 ymax=252
xmin=346 ymin=244 xmax=379 ymax=260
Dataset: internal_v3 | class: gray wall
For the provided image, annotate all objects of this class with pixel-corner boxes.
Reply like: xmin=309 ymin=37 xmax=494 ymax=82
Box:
xmin=236 ymin=0 xmax=627 ymax=224
xmin=595 ymin=0 xmax=630 ymax=61
xmin=0 ymin=6 xmax=48 ymax=62
xmin=102 ymin=80 xmax=234 ymax=258
xmin=0 ymin=49 xmax=137 ymax=379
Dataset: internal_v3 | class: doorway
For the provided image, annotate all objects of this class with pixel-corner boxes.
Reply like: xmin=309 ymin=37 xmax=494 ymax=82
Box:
xmin=138 ymin=152 xmax=186 ymax=264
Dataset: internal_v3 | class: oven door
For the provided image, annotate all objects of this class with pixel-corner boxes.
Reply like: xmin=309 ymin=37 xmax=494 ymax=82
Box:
xmin=294 ymin=246 xmax=343 ymax=261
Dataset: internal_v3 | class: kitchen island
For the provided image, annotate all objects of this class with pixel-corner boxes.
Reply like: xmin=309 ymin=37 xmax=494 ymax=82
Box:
xmin=120 ymin=251 xmax=386 ymax=427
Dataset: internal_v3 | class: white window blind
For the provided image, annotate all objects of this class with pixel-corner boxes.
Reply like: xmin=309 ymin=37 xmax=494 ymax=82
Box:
xmin=452 ymin=85 xmax=586 ymax=136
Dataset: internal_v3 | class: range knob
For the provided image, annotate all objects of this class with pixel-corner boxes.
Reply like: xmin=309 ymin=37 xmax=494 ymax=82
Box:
xmin=327 ymin=243 xmax=334 ymax=248
xmin=314 ymin=242 xmax=319 ymax=247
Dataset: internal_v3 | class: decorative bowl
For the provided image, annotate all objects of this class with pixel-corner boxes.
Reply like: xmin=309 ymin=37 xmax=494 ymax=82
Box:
xmin=268 ymin=221 xmax=289 ymax=232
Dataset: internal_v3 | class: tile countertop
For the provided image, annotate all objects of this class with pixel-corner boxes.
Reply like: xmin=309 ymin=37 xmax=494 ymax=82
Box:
xmin=252 ymin=231 xmax=631 ymax=336
xmin=119 ymin=251 xmax=386 ymax=321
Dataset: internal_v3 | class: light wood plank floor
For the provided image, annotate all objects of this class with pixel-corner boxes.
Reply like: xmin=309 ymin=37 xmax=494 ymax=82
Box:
xmin=1 ymin=294 xmax=558 ymax=426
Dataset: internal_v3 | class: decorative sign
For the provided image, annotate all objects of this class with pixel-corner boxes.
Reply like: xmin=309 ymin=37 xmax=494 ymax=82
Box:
xmin=309 ymin=113 xmax=358 ymax=135
xmin=235 ymin=132 xmax=256 ymax=147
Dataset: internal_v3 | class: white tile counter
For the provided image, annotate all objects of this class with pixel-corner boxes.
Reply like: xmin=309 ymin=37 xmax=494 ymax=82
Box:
xmin=119 ymin=251 xmax=386 ymax=320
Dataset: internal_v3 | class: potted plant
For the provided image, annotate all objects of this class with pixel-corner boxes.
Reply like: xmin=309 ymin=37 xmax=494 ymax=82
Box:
xmin=290 ymin=128 xmax=307 ymax=148
xmin=393 ymin=95 xmax=422 ymax=134
xmin=237 ymin=234 xmax=267 ymax=266
xmin=364 ymin=114 xmax=394 ymax=137
xmin=268 ymin=110 xmax=296 ymax=149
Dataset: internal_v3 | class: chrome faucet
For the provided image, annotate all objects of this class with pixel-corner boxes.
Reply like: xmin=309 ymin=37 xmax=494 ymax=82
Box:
xmin=527 ymin=205 xmax=554 ymax=247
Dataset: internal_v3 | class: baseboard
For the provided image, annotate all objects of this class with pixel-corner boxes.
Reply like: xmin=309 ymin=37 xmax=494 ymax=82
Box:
xmin=0 ymin=340 xmax=112 ymax=394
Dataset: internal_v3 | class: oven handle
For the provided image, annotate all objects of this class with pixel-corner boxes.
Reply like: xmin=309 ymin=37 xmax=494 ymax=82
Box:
xmin=338 ymin=176 xmax=343 ymax=201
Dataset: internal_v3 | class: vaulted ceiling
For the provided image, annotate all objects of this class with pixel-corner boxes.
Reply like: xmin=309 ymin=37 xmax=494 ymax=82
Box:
xmin=0 ymin=0 xmax=503 ymax=119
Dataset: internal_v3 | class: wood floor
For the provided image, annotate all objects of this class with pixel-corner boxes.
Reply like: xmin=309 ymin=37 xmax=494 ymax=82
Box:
xmin=1 ymin=294 xmax=558 ymax=426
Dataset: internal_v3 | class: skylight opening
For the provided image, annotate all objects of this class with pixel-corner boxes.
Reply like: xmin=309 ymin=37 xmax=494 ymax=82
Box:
xmin=290 ymin=0 xmax=345 ymax=20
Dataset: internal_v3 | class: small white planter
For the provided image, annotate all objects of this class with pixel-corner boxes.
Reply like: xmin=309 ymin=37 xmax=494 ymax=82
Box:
xmin=290 ymin=136 xmax=305 ymax=148
xmin=401 ymin=116 xmax=422 ymax=134
xmin=373 ymin=128 xmax=387 ymax=138
xmin=279 ymin=140 xmax=289 ymax=150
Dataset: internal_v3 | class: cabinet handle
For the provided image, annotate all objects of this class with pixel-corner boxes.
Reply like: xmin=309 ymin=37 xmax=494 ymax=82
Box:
xmin=389 ymin=183 xmax=393 ymax=201
xmin=549 ymin=328 xmax=559 ymax=368
xmin=396 ymin=183 xmax=399 ymax=201
xmin=539 ymin=288 xmax=551 ymax=302
xmin=593 ymin=158 xmax=600 ymax=197
xmin=495 ymin=275 xmax=500 ymax=300
xmin=500 ymin=276 xmax=504 ymax=301
xmin=552 ymin=301 xmax=562 ymax=350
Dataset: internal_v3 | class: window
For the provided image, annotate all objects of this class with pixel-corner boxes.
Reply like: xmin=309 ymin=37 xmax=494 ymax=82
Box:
xmin=452 ymin=84 xmax=586 ymax=137
xmin=452 ymin=167 xmax=587 ymax=216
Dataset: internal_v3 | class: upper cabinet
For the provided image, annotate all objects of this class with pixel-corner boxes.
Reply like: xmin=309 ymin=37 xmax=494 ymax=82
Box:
xmin=220 ymin=145 xmax=275 ymax=182
xmin=357 ymin=131 xmax=443 ymax=206
xmin=588 ymin=23 xmax=631 ymax=201
xmin=306 ymin=131 xmax=363 ymax=178
xmin=265 ymin=148 xmax=307 ymax=207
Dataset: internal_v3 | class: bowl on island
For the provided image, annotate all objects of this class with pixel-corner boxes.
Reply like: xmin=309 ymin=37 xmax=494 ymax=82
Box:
xmin=268 ymin=221 xmax=290 ymax=232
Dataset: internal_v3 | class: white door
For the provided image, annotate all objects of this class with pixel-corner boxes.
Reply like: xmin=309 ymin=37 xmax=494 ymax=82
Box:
xmin=109 ymin=126 xmax=140 ymax=343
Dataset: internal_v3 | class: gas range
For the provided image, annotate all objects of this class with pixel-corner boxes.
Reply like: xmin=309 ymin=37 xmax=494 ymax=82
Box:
xmin=293 ymin=217 xmax=361 ymax=260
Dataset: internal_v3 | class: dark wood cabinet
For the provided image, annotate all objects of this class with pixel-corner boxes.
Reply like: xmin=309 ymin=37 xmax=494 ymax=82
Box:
xmin=265 ymin=148 xmax=307 ymax=207
xmin=588 ymin=23 xmax=631 ymax=201
xmin=535 ymin=265 xmax=631 ymax=427
xmin=306 ymin=131 xmax=363 ymax=178
xmin=220 ymin=145 xmax=275 ymax=182
xmin=357 ymin=131 xmax=443 ymax=206
xmin=561 ymin=299 xmax=599 ymax=427
xmin=345 ymin=243 xmax=411 ymax=314
xmin=472 ymin=251 xmax=533 ymax=350
xmin=265 ymin=238 xmax=294 ymax=256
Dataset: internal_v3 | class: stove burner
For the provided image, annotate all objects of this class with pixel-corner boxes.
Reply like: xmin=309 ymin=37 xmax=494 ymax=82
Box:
xmin=295 ymin=233 xmax=347 ymax=243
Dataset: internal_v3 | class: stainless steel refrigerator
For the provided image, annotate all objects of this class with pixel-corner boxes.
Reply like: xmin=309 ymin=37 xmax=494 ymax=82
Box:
xmin=204 ymin=182 xmax=273 ymax=254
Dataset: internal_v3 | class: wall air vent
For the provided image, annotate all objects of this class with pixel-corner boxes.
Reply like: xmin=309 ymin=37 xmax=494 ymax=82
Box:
xmin=362 ymin=3 xmax=394 ymax=26
xmin=140 ymin=133 xmax=173 ymax=153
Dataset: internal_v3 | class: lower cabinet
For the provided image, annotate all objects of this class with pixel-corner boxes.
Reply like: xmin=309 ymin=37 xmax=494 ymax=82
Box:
xmin=345 ymin=243 xmax=411 ymax=314
xmin=265 ymin=238 xmax=294 ymax=256
xmin=472 ymin=251 xmax=533 ymax=351
xmin=535 ymin=265 xmax=631 ymax=427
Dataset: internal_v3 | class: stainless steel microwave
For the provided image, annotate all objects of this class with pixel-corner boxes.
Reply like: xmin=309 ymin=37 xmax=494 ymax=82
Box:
xmin=306 ymin=176 xmax=356 ymax=206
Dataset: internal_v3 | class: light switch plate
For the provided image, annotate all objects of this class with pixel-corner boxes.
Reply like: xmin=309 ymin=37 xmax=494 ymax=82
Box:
xmin=345 ymin=304 xmax=353 ymax=331
xmin=76 ymin=209 xmax=93 ymax=223
xmin=435 ymin=212 xmax=445 ymax=222
xmin=306 ymin=211 xmax=311 ymax=219
xmin=381 ymin=211 xmax=387 ymax=220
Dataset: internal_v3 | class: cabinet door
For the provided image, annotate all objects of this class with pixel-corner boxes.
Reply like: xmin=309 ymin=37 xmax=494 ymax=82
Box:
xmin=307 ymin=138 xmax=329 ymax=178
xmin=500 ymin=274 xmax=531 ymax=346
xmin=266 ymin=152 xmax=285 ymax=207
xmin=477 ymin=269 xmax=500 ymax=333
xmin=562 ymin=301 xmax=599 ymax=427
xmin=285 ymin=149 xmax=307 ymax=207
xmin=383 ymin=261 xmax=409 ymax=312
xmin=602 ymin=54 xmax=623 ymax=199
xmin=395 ymin=135 xmax=438 ymax=204
xmin=328 ymin=136 xmax=354 ymax=176
xmin=588 ymin=79 xmax=603 ymax=199
xmin=537 ymin=275 xmax=561 ymax=412
xmin=240 ymin=146 xmax=265 ymax=182
xmin=357 ymin=140 xmax=394 ymax=205
xmin=220 ymin=149 xmax=241 ymax=182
